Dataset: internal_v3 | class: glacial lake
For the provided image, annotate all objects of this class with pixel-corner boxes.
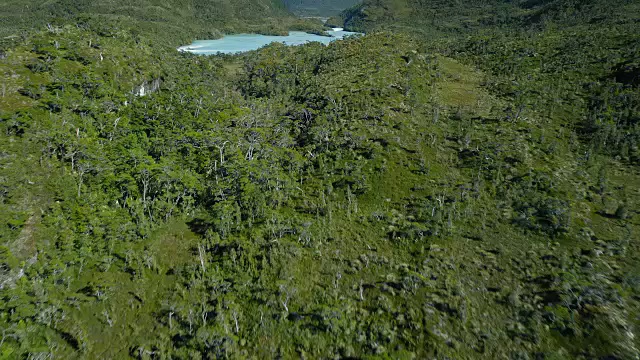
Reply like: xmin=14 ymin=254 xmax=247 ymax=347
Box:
xmin=179 ymin=29 xmax=360 ymax=55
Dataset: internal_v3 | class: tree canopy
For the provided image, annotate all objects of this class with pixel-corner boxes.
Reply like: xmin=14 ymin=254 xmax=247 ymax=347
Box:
xmin=0 ymin=0 xmax=639 ymax=358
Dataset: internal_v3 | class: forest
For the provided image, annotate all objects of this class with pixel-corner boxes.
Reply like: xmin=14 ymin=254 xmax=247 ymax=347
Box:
xmin=0 ymin=0 xmax=639 ymax=358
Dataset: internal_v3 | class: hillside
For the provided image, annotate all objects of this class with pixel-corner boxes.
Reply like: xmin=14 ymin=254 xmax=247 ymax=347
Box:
xmin=340 ymin=0 xmax=640 ymax=32
xmin=0 ymin=0 xmax=324 ymax=45
xmin=0 ymin=0 xmax=639 ymax=358
xmin=341 ymin=0 xmax=640 ymax=161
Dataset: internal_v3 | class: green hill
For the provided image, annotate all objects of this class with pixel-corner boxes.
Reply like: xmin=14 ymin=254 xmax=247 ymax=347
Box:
xmin=0 ymin=0 xmax=325 ymax=44
xmin=341 ymin=0 xmax=640 ymax=32
xmin=341 ymin=0 xmax=640 ymax=160
xmin=0 ymin=0 xmax=639 ymax=358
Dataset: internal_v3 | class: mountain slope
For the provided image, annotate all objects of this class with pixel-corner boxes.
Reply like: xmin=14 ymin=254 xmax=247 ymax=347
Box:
xmin=338 ymin=0 xmax=508 ymax=33
xmin=2 ymin=23 xmax=639 ymax=360
xmin=342 ymin=0 xmax=640 ymax=161
xmin=0 ymin=0 xmax=639 ymax=358
xmin=342 ymin=0 xmax=640 ymax=32
xmin=0 ymin=0 xmax=312 ymax=44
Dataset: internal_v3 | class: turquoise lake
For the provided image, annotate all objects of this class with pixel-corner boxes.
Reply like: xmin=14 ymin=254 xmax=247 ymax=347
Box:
xmin=179 ymin=29 xmax=360 ymax=55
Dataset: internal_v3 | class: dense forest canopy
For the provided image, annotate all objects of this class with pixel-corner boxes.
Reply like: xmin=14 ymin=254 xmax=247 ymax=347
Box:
xmin=0 ymin=0 xmax=324 ymax=44
xmin=0 ymin=0 xmax=639 ymax=358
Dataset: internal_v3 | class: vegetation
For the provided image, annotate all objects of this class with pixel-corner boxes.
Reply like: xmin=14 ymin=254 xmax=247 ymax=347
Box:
xmin=343 ymin=0 xmax=640 ymax=162
xmin=0 ymin=0 xmax=326 ymax=45
xmin=0 ymin=0 xmax=639 ymax=358
xmin=283 ymin=0 xmax=362 ymax=16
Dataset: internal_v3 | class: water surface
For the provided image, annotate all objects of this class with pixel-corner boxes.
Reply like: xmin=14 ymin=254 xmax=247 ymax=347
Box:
xmin=179 ymin=29 xmax=360 ymax=55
